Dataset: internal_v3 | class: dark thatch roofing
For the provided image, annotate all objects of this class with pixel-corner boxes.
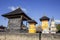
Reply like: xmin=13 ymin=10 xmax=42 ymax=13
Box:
xmin=28 ymin=20 xmax=37 ymax=24
xmin=2 ymin=8 xmax=32 ymax=20
xmin=0 ymin=25 xmax=6 ymax=29
xmin=40 ymin=16 xmax=50 ymax=21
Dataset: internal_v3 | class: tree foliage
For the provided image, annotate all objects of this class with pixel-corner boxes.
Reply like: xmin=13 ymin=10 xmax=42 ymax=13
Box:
xmin=56 ymin=24 xmax=60 ymax=31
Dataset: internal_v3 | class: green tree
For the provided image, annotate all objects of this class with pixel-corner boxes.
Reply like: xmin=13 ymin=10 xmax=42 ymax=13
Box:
xmin=56 ymin=24 xmax=60 ymax=31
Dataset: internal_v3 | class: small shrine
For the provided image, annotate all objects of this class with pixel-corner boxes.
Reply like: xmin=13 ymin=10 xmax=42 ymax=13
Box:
xmin=40 ymin=16 xmax=50 ymax=33
xmin=28 ymin=20 xmax=37 ymax=33
xmin=0 ymin=25 xmax=6 ymax=32
xmin=50 ymin=17 xmax=57 ymax=33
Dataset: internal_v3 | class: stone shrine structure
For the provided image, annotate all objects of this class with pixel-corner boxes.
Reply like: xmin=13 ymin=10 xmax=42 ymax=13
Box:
xmin=50 ymin=17 xmax=57 ymax=33
xmin=28 ymin=20 xmax=37 ymax=33
xmin=40 ymin=16 xmax=50 ymax=33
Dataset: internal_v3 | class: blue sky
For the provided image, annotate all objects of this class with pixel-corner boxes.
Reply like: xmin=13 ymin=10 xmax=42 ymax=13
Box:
xmin=0 ymin=0 xmax=60 ymax=27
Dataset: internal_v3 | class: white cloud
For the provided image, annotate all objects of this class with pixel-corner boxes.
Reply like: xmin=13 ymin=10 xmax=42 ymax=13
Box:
xmin=8 ymin=6 xmax=19 ymax=11
xmin=8 ymin=6 xmax=27 ymax=13
xmin=55 ymin=20 xmax=60 ymax=23
xmin=21 ymin=8 xmax=27 ymax=13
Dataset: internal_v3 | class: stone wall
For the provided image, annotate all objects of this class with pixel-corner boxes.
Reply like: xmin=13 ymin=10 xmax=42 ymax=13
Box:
xmin=0 ymin=33 xmax=39 ymax=40
xmin=41 ymin=34 xmax=60 ymax=40
xmin=0 ymin=33 xmax=60 ymax=40
xmin=8 ymin=18 xmax=21 ymax=29
xmin=7 ymin=18 xmax=21 ymax=32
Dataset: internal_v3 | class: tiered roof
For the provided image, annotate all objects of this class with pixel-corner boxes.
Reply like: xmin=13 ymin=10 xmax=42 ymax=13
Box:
xmin=2 ymin=8 xmax=32 ymax=20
